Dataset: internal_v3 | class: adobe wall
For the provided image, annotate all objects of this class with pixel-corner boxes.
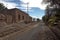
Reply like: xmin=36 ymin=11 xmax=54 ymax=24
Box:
xmin=0 ymin=8 xmax=32 ymax=24
xmin=6 ymin=15 xmax=13 ymax=24
xmin=15 ymin=10 xmax=32 ymax=23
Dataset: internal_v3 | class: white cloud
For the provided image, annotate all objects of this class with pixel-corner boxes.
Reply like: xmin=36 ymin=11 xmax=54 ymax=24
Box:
xmin=0 ymin=0 xmax=47 ymax=10
xmin=0 ymin=0 xmax=17 ymax=9
xmin=20 ymin=0 xmax=47 ymax=10
xmin=31 ymin=16 xmax=42 ymax=19
xmin=4 ymin=3 xmax=17 ymax=9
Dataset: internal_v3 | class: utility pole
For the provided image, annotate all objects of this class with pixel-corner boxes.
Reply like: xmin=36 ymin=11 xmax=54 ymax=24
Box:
xmin=16 ymin=2 xmax=29 ymax=14
xmin=27 ymin=2 xmax=29 ymax=14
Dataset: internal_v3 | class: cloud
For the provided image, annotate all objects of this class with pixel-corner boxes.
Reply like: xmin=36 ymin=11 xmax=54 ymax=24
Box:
xmin=20 ymin=0 xmax=47 ymax=10
xmin=0 ymin=0 xmax=47 ymax=10
xmin=0 ymin=0 xmax=22 ymax=9
xmin=2 ymin=0 xmax=23 ymax=4
xmin=31 ymin=16 xmax=42 ymax=19
xmin=0 ymin=0 xmax=18 ymax=9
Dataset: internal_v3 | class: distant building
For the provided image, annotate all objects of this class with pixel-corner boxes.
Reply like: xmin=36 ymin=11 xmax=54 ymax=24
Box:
xmin=0 ymin=8 xmax=32 ymax=24
xmin=32 ymin=18 xmax=37 ymax=21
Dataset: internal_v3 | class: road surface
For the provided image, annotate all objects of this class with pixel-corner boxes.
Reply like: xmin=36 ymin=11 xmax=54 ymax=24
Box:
xmin=2 ymin=22 xmax=59 ymax=40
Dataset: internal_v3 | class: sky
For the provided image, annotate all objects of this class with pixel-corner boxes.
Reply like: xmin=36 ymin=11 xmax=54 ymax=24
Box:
xmin=0 ymin=0 xmax=47 ymax=19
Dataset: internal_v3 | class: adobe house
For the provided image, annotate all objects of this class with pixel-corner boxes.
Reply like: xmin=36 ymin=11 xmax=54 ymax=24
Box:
xmin=0 ymin=8 xmax=32 ymax=24
xmin=0 ymin=14 xmax=5 ymax=22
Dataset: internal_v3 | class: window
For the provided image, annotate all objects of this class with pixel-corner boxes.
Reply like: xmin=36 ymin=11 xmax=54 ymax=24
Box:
xmin=18 ymin=15 xmax=20 ymax=20
xmin=22 ymin=16 xmax=24 ymax=20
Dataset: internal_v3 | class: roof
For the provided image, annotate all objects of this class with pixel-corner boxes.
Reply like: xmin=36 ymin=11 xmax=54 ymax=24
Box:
xmin=11 ymin=8 xmax=29 ymax=15
xmin=0 ymin=8 xmax=29 ymax=16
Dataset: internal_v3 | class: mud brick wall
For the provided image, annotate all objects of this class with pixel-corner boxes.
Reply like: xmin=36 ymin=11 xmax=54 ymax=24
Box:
xmin=0 ymin=8 xmax=32 ymax=24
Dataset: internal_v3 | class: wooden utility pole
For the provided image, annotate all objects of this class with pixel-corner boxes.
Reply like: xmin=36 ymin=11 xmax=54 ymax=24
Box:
xmin=27 ymin=2 xmax=29 ymax=14
xmin=16 ymin=2 xmax=29 ymax=14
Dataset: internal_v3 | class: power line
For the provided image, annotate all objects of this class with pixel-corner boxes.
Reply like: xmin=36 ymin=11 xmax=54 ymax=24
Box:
xmin=16 ymin=2 xmax=29 ymax=14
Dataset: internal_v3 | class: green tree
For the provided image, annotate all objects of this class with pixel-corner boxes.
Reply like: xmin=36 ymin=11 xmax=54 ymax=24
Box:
xmin=37 ymin=18 xmax=40 ymax=21
xmin=0 ymin=3 xmax=7 ymax=11
xmin=42 ymin=0 xmax=60 ymax=26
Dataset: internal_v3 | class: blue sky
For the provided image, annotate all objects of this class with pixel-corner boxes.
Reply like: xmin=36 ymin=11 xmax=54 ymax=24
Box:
xmin=0 ymin=0 xmax=47 ymax=19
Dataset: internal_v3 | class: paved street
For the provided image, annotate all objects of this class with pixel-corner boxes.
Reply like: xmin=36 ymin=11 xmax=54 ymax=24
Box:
xmin=1 ymin=22 xmax=59 ymax=40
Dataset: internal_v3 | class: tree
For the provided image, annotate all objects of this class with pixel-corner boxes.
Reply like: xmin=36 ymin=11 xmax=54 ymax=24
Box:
xmin=42 ymin=0 xmax=60 ymax=26
xmin=0 ymin=3 xmax=7 ymax=11
xmin=37 ymin=18 xmax=40 ymax=21
xmin=42 ymin=0 xmax=60 ymax=39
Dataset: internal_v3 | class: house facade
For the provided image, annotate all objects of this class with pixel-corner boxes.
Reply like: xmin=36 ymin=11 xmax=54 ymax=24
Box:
xmin=0 ymin=8 xmax=32 ymax=24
